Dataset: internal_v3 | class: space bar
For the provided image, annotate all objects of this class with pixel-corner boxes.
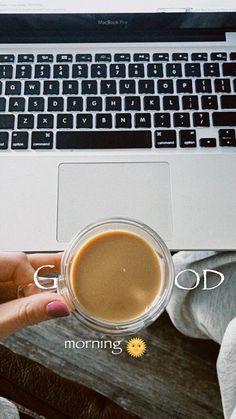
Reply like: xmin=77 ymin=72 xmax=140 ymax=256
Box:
xmin=56 ymin=131 xmax=152 ymax=149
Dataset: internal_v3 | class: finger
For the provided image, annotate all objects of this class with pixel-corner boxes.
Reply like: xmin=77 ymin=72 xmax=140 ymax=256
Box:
xmin=0 ymin=293 xmax=70 ymax=340
xmin=0 ymin=253 xmax=35 ymax=301
xmin=27 ymin=253 xmax=63 ymax=271
xmin=0 ymin=252 xmax=33 ymax=284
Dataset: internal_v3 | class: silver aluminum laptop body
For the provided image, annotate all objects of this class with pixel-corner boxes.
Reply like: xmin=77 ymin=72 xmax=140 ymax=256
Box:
xmin=0 ymin=3 xmax=236 ymax=251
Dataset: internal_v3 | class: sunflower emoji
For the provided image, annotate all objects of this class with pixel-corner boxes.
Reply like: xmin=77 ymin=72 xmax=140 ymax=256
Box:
xmin=126 ymin=337 xmax=146 ymax=358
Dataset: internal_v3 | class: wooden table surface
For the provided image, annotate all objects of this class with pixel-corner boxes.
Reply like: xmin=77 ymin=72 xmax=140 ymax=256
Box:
xmin=3 ymin=310 xmax=223 ymax=419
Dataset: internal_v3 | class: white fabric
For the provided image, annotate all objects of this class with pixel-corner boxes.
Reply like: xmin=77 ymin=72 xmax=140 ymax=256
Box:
xmin=0 ymin=397 xmax=19 ymax=419
xmin=167 ymin=251 xmax=236 ymax=419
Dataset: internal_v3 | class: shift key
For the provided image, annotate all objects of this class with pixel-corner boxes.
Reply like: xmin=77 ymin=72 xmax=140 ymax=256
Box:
xmin=0 ymin=114 xmax=15 ymax=129
xmin=213 ymin=112 xmax=236 ymax=126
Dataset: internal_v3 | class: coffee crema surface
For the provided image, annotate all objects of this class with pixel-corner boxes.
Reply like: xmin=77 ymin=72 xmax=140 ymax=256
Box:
xmin=70 ymin=230 xmax=163 ymax=322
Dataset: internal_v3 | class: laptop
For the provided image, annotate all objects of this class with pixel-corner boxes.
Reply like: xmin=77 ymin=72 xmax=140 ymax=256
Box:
xmin=0 ymin=0 xmax=235 ymax=251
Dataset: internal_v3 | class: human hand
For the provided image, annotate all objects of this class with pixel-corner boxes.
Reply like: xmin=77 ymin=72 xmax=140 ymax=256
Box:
xmin=0 ymin=252 xmax=70 ymax=340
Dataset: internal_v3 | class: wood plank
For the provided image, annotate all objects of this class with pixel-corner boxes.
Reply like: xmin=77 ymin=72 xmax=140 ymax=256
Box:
xmin=3 ymin=312 xmax=223 ymax=419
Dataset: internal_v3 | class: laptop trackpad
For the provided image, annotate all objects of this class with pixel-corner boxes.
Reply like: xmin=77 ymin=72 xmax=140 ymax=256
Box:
xmin=57 ymin=162 xmax=172 ymax=242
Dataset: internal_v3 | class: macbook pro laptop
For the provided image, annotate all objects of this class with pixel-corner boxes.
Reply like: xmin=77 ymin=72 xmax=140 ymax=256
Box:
xmin=0 ymin=0 xmax=235 ymax=251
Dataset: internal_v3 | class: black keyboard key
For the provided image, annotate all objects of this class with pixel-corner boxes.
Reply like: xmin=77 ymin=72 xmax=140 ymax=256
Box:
xmin=81 ymin=80 xmax=97 ymax=95
xmin=219 ymin=129 xmax=236 ymax=146
xmin=134 ymin=53 xmax=150 ymax=62
xmin=172 ymin=53 xmax=188 ymax=61
xmin=215 ymin=78 xmax=231 ymax=93
xmin=16 ymin=65 xmax=32 ymax=79
xmin=211 ymin=52 xmax=227 ymax=61
xmin=76 ymin=54 xmax=92 ymax=62
xmin=200 ymin=138 xmax=216 ymax=147
xmin=155 ymin=130 xmax=176 ymax=148
xmin=5 ymin=81 xmax=21 ymax=95
xmin=101 ymin=80 xmax=117 ymax=95
xmin=62 ymin=80 xmax=78 ymax=95
xmin=95 ymin=54 xmax=111 ymax=62
xmin=191 ymin=53 xmax=208 ymax=61
xmin=166 ymin=63 xmax=182 ymax=77
xmin=9 ymin=97 xmax=25 ymax=112
xmin=37 ymin=54 xmax=53 ymax=63
xmin=114 ymin=54 xmax=131 ymax=62
xmin=57 ymin=114 xmax=73 ymax=129
xmin=28 ymin=97 xmax=45 ymax=112
xmin=195 ymin=79 xmax=212 ymax=93
xmin=0 ymin=132 xmax=8 ymax=149
xmin=213 ymin=112 xmax=236 ymax=126
xmin=223 ymin=63 xmax=236 ymax=76
xmin=120 ymin=80 xmax=136 ymax=94
xmin=17 ymin=114 xmax=34 ymax=129
xmin=174 ymin=113 xmax=190 ymax=127
xmin=37 ymin=114 xmax=54 ymax=129
xmin=179 ymin=130 xmax=196 ymax=147
xmin=221 ymin=95 xmax=236 ymax=109
xmin=135 ymin=113 xmax=151 ymax=128
xmin=144 ymin=96 xmax=160 ymax=111
xmin=129 ymin=64 xmax=145 ymax=78
xmin=110 ymin=64 xmax=126 ymax=78
xmin=154 ymin=113 xmax=171 ymax=128
xmin=138 ymin=80 xmax=154 ymax=94
xmin=35 ymin=64 xmax=51 ymax=78
xmin=182 ymin=95 xmax=199 ymax=110
xmin=72 ymin=64 xmax=88 ymax=78
xmin=147 ymin=64 xmax=163 ymax=78
xmin=96 ymin=113 xmax=112 ymax=129
xmin=193 ymin=112 xmax=210 ymax=127
xmin=11 ymin=131 xmax=28 ymax=149
xmin=56 ymin=54 xmax=73 ymax=62
xmin=67 ymin=97 xmax=83 ymax=111
xmin=158 ymin=80 xmax=173 ymax=94
xmin=153 ymin=53 xmax=169 ymax=62
xmin=91 ymin=64 xmax=107 ymax=78
xmin=220 ymin=129 xmax=236 ymax=145
xmin=176 ymin=79 xmax=193 ymax=93
xmin=0 ymin=98 xmax=6 ymax=111
xmin=56 ymin=130 xmax=152 ymax=149
xmin=0 ymin=81 xmax=2 ymax=95
xmin=0 ymin=55 xmax=14 ymax=63
xmin=32 ymin=131 xmax=53 ymax=149
xmin=125 ymin=96 xmax=141 ymax=111
xmin=25 ymin=81 xmax=40 ymax=95
xmin=77 ymin=114 xmax=93 ymax=129
xmin=185 ymin=63 xmax=201 ymax=77
xmin=44 ymin=81 xmax=59 ymax=95
xmin=230 ymin=53 xmax=236 ymax=61
xmin=204 ymin=63 xmax=220 ymax=77
xmin=234 ymin=80 xmax=236 ymax=93
xmin=86 ymin=97 xmax=103 ymax=111
xmin=48 ymin=97 xmax=64 ymax=112
xmin=202 ymin=95 xmax=218 ymax=110
xmin=0 ymin=65 xmax=13 ymax=78
xmin=54 ymin=65 xmax=69 ymax=79
xmin=163 ymin=96 xmax=179 ymax=111
xmin=18 ymin=54 xmax=34 ymax=63
xmin=106 ymin=97 xmax=122 ymax=111
xmin=0 ymin=114 xmax=14 ymax=129
xmin=115 ymin=113 xmax=132 ymax=128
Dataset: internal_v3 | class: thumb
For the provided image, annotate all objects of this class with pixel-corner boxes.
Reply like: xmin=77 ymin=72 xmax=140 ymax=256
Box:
xmin=0 ymin=293 xmax=70 ymax=340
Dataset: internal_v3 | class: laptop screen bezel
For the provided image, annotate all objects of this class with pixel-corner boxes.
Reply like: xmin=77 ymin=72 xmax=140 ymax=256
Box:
xmin=0 ymin=13 xmax=236 ymax=43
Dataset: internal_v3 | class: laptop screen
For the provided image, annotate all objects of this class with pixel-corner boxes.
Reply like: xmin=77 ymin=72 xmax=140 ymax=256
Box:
xmin=0 ymin=0 xmax=236 ymax=43
xmin=0 ymin=0 xmax=235 ymax=13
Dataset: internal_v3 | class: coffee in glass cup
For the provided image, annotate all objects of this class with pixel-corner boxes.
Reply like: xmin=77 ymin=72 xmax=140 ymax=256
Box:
xmin=34 ymin=218 xmax=174 ymax=335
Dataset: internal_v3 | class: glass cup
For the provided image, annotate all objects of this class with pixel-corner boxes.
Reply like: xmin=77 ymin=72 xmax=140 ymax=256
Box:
xmin=34 ymin=218 xmax=174 ymax=335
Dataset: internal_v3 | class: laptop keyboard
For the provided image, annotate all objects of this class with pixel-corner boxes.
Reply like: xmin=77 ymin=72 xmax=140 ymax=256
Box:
xmin=0 ymin=50 xmax=236 ymax=151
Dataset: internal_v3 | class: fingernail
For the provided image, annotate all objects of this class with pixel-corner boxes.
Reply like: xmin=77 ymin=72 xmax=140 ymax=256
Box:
xmin=46 ymin=301 xmax=70 ymax=318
